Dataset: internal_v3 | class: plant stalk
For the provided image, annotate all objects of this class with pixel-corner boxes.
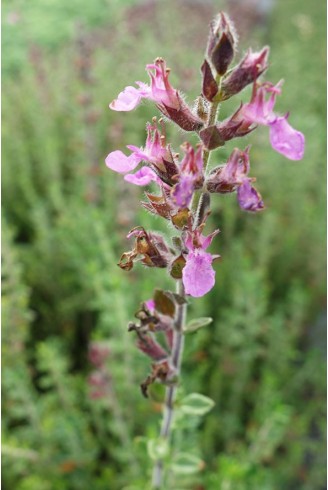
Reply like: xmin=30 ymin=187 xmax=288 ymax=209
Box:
xmin=151 ymin=280 xmax=187 ymax=489
xmin=202 ymin=98 xmax=220 ymax=172
xmin=192 ymin=98 xmax=220 ymax=213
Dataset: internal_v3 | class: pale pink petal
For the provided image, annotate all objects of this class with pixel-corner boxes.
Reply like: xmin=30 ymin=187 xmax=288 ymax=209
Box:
xmin=136 ymin=81 xmax=152 ymax=95
xmin=241 ymin=81 xmax=282 ymax=126
xmin=269 ymin=115 xmax=305 ymax=160
xmin=200 ymin=229 xmax=220 ymax=250
xmin=124 ymin=167 xmax=158 ymax=186
xmin=127 ymin=122 xmax=168 ymax=165
xmin=109 ymin=84 xmax=150 ymax=111
xmin=127 ymin=145 xmax=150 ymax=162
xmin=105 ymin=150 xmax=141 ymax=173
xmin=183 ymin=250 xmax=215 ymax=297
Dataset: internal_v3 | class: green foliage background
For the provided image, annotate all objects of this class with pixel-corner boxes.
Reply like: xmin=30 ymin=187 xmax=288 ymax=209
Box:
xmin=2 ymin=0 xmax=326 ymax=489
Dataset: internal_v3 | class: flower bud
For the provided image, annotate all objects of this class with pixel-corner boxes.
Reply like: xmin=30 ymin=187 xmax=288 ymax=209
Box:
xmin=220 ymin=47 xmax=269 ymax=100
xmin=201 ymin=60 xmax=218 ymax=102
xmin=199 ymin=114 xmax=255 ymax=151
xmin=136 ymin=333 xmax=168 ymax=361
xmin=207 ymin=12 xmax=237 ymax=76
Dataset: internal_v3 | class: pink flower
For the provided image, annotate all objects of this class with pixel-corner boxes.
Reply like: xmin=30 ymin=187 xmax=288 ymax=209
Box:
xmin=241 ymin=80 xmax=283 ymax=126
xmin=217 ymin=146 xmax=251 ymax=186
xmin=220 ymin=47 xmax=269 ymax=100
xmin=127 ymin=121 xmax=169 ymax=166
xmin=240 ymin=81 xmax=305 ymax=160
xmin=206 ymin=147 xmax=264 ymax=212
xmin=105 ymin=121 xmax=171 ymax=186
xmin=109 ymin=58 xmax=180 ymax=112
xmin=146 ymin=59 xmax=180 ymax=109
xmin=182 ymin=228 xmax=220 ymax=297
xmin=171 ymin=144 xmax=204 ymax=208
xmin=237 ymin=179 xmax=264 ymax=212
xmin=109 ymin=59 xmax=203 ymax=132
xmin=269 ymin=114 xmax=305 ymax=160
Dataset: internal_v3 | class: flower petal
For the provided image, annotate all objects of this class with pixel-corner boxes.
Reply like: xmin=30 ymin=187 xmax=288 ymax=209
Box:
xmin=237 ymin=179 xmax=264 ymax=212
xmin=144 ymin=299 xmax=155 ymax=312
xmin=109 ymin=84 xmax=150 ymax=111
xmin=124 ymin=167 xmax=158 ymax=186
xmin=182 ymin=250 xmax=216 ymax=297
xmin=269 ymin=115 xmax=305 ymax=160
xmin=171 ymin=175 xmax=194 ymax=208
xmin=200 ymin=229 xmax=220 ymax=250
xmin=105 ymin=150 xmax=141 ymax=173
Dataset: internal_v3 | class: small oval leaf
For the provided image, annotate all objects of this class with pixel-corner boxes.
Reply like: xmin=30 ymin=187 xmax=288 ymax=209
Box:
xmin=171 ymin=453 xmax=204 ymax=475
xmin=180 ymin=393 xmax=215 ymax=416
xmin=147 ymin=438 xmax=169 ymax=461
xmin=183 ymin=317 xmax=213 ymax=333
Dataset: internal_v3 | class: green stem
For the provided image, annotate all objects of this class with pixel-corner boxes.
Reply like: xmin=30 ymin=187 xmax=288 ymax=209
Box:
xmin=192 ymin=98 xmax=220 ymax=213
xmin=151 ymin=281 xmax=187 ymax=489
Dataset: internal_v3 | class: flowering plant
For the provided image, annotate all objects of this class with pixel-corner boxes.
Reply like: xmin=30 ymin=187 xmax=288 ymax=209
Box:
xmin=105 ymin=12 xmax=304 ymax=488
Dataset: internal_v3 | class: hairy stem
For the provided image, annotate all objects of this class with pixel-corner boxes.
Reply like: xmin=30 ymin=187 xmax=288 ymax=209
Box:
xmin=202 ymin=99 xmax=220 ymax=172
xmin=192 ymin=98 xmax=220 ymax=213
xmin=151 ymin=281 xmax=187 ymax=489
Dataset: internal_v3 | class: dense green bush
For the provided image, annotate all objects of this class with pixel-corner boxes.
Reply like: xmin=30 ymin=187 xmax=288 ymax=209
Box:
xmin=2 ymin=0 xmax=325 ymax=488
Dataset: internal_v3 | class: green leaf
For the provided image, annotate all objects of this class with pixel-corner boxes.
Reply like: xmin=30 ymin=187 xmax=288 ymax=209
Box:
xmin=180 ymin=393 xmax=215 ymax=416
xmin=183 ymin=317 xmax=213 ymax=333
xmin=147 ymin=438 xmax=169 ymax=461
xmin=171 ymin=453 xmax=204 ymax=475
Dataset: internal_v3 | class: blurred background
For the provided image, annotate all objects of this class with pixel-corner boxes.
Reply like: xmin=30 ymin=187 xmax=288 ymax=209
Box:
xmin=2 ymin=0 xmax=326 ymax=489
